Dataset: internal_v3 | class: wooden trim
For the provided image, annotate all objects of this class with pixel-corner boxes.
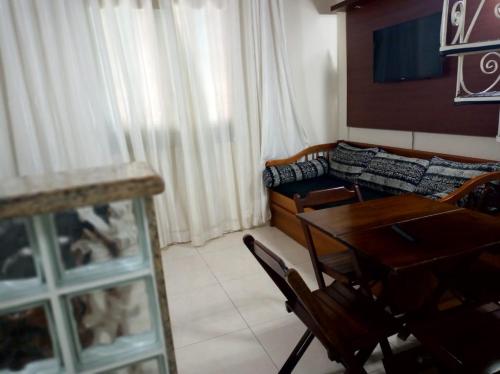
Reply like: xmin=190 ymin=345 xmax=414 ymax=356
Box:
xmin=269 ymin=190 xmax=298 ymax=213
xmin=439 ymin=171 xmax=500 ymax=204
xmin=330 ymin=0 xmax=364 ymax=13
xmin=265 ymin=143 xmax=337 ymax=167
xmin=270 ymin=200 xmax=347 ymax=255
xmin=293 ymin=188 xmax=358 ymax=213
xmin=264 ymin=141 xmax=498 ymax=169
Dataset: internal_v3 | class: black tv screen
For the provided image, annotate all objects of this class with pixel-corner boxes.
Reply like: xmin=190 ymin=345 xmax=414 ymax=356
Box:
xmin=373 ymin=12 xmax=443 ymax=83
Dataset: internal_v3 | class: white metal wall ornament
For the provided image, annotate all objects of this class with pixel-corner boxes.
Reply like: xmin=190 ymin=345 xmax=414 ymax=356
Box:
xmin=440 ymin=0 xmax=500 ymax=103
xmin=497 ymin=109 xmax=500 ymax=142
xmin=440 ymin=0 xmax=500 ymax=56
xmin=440 ymin=0 xmax=500 ymax=140
xmin=454 ymin=52 xmax=500 ymax=104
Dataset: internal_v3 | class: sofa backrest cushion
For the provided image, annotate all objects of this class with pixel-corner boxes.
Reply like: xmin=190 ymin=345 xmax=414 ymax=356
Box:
xmin=415 ymin=156 xmax=500 ymax=198
xmin=329 ymin=142 xmax=379 ymax=183
xmin=263 ymin=157 xmax=329 ymax=188
xmin=358 ymin=152 xmax=430 ymax=195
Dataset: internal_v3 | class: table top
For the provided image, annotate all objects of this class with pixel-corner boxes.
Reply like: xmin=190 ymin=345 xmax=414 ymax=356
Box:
xmin=296 ymin=194 xmax=460 ymax=238
xmin=339 ymin=209 xmax=500 ymax=272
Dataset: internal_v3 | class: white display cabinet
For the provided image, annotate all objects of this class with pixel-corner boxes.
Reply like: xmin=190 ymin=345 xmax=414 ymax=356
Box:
xmin=0 ymin=163 xmax=176 ymax=374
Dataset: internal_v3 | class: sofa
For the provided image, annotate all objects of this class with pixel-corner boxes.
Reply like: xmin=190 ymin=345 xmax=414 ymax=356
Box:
xmin=264 ymin=141 xmax=500 ymax=255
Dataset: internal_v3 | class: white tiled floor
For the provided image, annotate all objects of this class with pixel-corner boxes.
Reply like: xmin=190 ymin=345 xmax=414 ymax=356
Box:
xmin=162 ymin=225 xmax=414 ymax=374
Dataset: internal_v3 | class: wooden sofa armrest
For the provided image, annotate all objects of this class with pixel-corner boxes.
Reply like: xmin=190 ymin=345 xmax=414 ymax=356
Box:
xmin=439 ymin=171 xmax=500 ymax=204
xmin=265 ymin=143 xmax=337 ymax=167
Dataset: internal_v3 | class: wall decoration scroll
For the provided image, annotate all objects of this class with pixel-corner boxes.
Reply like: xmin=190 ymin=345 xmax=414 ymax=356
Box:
xmin=440 ymin=0 xmax=500 ymax=103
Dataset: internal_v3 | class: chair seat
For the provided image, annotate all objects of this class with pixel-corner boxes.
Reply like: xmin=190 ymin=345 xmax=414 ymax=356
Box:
xmin=312 ymin=282 xmax=399 ymax=351
xmin=408 ymin=303 xmax=500 ymax=373
xmin=318 ymin=252 xmax=356 ymax=280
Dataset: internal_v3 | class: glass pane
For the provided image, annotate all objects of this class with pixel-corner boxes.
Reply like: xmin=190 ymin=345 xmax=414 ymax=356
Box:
xmin=68 ymin=279 xmax=158 ymax=366
xmin=0 ymin=218 xmax=41 ymax=297
xmin=0 ymin=305 xmax=60 ymax=373
xmin=105 ymin=358 xmax=162 ymax=374
xmin=53 ymin=200 xmax=145 ymax=277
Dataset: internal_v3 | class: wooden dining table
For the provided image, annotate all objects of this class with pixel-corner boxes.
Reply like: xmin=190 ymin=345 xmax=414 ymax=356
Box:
xmin=297 ymin=194 xmax=500 ymax=272
xmin=296 ymin=194 xmax=500 ymax=310
xmin=297 ymin=194 xmax=500 ymax=372
xmin=296 ymin=194 xmax=459 ymax=240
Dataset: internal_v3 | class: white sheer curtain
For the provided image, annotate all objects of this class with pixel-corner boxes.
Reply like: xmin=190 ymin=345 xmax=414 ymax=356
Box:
xmin=0 ymin=0 xmax=129 ymax=176
xmin=0 ymin=0 xmax=307 ymax=246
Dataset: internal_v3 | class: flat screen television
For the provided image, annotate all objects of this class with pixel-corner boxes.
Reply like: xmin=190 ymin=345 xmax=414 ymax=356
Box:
xmin=373 ymin=12 xmax=444 ymax=83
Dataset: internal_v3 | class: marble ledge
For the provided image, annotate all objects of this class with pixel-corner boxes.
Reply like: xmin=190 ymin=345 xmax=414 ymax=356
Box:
xmin=0 ymin=162 xmax=164 ymax=220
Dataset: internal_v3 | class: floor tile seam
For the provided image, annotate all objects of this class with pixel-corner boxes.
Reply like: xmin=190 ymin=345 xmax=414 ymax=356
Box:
xmin=173 ymin=326 xmax=250 ymax=350
xmin=200 ymin=249 xmax=279 ymax=371
xmin=195 ymin=244 xmax=238 ymax=256
xmin=168 ymin=281 xmax=234 ymax=301
xmin=203 ymin=266 xmax=266 ymax=284
xmin=247 ymin=318 xmax=292 ymax=370
xmin=169 ymin=253 xmax=247 ymax=327
xmin=165 ymin=279 xmax=220 ymax=298
xmin=170 ymin=304 xmax=246 ymax=327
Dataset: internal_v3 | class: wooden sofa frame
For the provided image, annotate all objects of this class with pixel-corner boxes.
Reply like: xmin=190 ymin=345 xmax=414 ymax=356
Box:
xmin=266 ymin=141 xmax=500 ymax=255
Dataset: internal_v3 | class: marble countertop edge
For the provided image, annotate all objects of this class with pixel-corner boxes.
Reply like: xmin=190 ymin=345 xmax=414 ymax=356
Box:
xmin=0 ymin=162 xmax=165 ymax=220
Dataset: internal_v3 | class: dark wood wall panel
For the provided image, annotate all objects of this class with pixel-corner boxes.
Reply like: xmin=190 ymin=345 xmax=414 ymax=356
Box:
xmin=347 ymin=0 xmax=499 ymax=137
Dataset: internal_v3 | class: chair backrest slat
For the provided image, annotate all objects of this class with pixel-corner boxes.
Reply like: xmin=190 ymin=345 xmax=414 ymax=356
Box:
xmin=243 ymin=235 xmax=297 ymax=305
xmin=243 ymin=235 xmax=339 ymax=349
xmin=294 ymin=186 xmax=363 ymax=214
xmin=286 ymin=268 xmax=353 ymax=357
xmin=294 ymin=187 xmax=363 ymax=289
xmin=243 ymin=235 xmax=364 ymax=368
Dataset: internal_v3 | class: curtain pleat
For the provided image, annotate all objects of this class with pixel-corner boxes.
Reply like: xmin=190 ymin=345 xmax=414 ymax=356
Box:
xmin=0 ymin=0 xmax=308 ymax=247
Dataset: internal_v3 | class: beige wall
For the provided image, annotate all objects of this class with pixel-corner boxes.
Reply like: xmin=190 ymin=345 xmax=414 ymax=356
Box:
xmin=333 ymin=12 xmax=500 ymax=160
xmin=283 ymin=0 xmax=340 ymax=145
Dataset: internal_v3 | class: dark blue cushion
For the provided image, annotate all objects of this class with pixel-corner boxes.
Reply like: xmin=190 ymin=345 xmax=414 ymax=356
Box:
xmin=263 ymin=157 xmax=329 ymax=188
xmin=271 ymin=175 xmax=392 ymax=206
xmin=359 ymin=186 xmax=393 ymax=201
xmin=272 ymin=175 xmax=346 ymax=198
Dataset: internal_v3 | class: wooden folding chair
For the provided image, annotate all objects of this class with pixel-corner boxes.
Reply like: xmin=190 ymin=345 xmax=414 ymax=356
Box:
xmin=443 ymin=183 xmax=500 ymax=306
xmin=243 ymin=235 xmax=398 ymax=374
xmin=294 ymin=186 xmax=363 ymax=288
xmin=449 ymin=251 xmax=500 ymax=305
xmin=407 ymin=302 xmax=500 ymax=373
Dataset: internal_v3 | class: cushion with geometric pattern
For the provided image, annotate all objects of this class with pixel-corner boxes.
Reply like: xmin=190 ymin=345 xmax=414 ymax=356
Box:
xmin=358 ymin=152 xmax=430 ymax=195
xmin=263 ymin=157 xmax=329 ymax=188
xmin=328 ymin=142 xmax=379 ymax=183
xmin=415 ymin=156 xmax=500 ymax=197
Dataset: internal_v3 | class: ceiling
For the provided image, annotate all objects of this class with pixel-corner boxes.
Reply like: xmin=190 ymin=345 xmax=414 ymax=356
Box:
xmin=312 ymin=0 xmax=343 ymax=14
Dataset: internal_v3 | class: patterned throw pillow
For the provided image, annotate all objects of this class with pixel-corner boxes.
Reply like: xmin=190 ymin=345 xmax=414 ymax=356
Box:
xmin=328 ymin=142 xmax=379 ymax=182
xmin=358 ymin=152 xmax=430 ymax=195
xmin=415 ymin=156 xmax=500 ymax=197
xmin=263 ymin=157 xmax=329 ymax=188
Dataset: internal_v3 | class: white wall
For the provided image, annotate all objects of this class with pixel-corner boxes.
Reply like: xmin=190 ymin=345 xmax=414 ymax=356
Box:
xmin=285 ymin=1 xmax=500 ymax=160
xmin=283 ymin=0 xmax=340 ymax=145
